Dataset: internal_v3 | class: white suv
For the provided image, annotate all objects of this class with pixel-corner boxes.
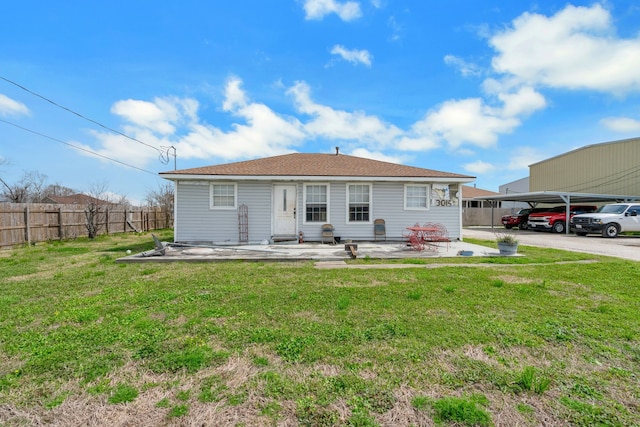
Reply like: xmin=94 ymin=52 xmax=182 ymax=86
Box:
xmin=570 ymin=203 xmax=640 ymax=238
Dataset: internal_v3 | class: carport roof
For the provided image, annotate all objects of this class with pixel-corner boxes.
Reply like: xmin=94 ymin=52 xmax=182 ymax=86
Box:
xmin=473 ymin=191 xmax=640 ymax=205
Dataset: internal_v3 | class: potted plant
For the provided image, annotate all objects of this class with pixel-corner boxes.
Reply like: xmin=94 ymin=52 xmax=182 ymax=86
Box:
xmin=496 ymin=232 xmax=519 ymax=255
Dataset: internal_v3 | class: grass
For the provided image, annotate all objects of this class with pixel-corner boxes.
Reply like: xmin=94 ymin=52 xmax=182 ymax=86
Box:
xmin=0 ymin=230 xmax=639 ymax=425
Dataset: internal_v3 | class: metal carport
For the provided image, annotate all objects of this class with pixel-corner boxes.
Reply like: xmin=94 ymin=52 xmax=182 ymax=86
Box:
xmin=473 ymin=191 xmax=640 ymax=234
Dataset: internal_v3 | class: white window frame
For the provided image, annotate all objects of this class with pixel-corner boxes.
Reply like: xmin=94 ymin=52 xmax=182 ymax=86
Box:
xmin=404 ymin=183 xmax=430 ymax=210
xmin=303 ymin=183 xmax=330 ymax=224
xmin=346 ymin=183 xmax=372 ymax=224
xmin=209 ymin=183 xmax=237 ymax=210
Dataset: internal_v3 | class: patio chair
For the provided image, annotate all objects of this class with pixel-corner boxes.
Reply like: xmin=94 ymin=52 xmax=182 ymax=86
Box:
xmin=321 ymin=223 xmax=335 ymax=244
xmin=429 ymin=223 xmax=451 ymax=251
xmin=373 ymin=218 xmax=386 ymax=241
xmin=402 ymin=222 xmax=421 ymax=247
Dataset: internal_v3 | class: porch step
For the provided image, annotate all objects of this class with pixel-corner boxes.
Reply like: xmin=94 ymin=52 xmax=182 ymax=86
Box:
xmin=272 ymin=235 xmax=298 ymax=243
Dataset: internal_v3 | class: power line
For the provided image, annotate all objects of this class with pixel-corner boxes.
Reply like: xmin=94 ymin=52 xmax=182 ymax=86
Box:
xmin=0 ymin=75 xmax=175 ymax=165
xmin=0 ymin=118 xmax=158 ymax=176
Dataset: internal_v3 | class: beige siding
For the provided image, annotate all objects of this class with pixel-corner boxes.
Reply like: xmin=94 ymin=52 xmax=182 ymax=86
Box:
xmin=530 ymin=137 xmax=640 ymax=195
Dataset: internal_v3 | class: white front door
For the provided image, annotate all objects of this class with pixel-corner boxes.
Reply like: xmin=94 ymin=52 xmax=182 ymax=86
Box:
xmin=273 ymin=184 xmax=297 ymax=236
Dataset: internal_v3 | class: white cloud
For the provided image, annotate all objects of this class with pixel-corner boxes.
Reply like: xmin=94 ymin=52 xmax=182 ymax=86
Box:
xmin=87 ymin=78 xmax=307 ymax=167
xmin=409 ymin=98 xmax=520 ymax=150
xmin=79 ymin=131 xmax=158 ymax=168
xmin=387 ymin=16 xmax=403 ymax=41
xmin=463 ymin=160 xmax=495 ymax=174
xmin=87 ymin=76 xmax=544 ymax=171
xmin=349 ymin=148 xmax=403 ymax=164
xmin=399 ymin=84 xmax=547 ymax=152
xmin=111 ymin=97 xmax=197 ymax=135
xmin=303 ymin=0 xmax=362 ymax=21
xmin=490 ymin=4 xmax=640 ymax=94
xmin=0 ymin=94 xmax=30 ymax=117
xmin=600 ymin=116 xmax=640 ymax=133
xmin=506 ymin=147 xmax=543 ymax=170
xmin=498 ymin=86 xmax=546 ymax=117
xmin=330 ymin=45 xmax=372 ymax=67
xmin=396 ymin=135 xmax=440 ymax=151
xmin=287 ymin=81 xmax=402 ymax=146
xmin=444 ymin=55 xmax=481 ymax=77
xmin=222 ymin=76 xmax=248 ymax=111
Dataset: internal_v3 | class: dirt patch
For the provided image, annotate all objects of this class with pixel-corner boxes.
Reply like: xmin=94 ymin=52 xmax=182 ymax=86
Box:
xmin=492 ymin=274 xmax=538 ymax=284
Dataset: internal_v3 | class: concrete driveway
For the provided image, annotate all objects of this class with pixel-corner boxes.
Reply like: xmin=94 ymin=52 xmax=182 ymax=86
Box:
xmin=463 ymin=227 xmax=640 ymax=262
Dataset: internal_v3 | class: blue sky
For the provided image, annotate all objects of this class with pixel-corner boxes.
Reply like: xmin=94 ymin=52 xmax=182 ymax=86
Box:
xmin=1 ymin=1 xmax=640 ymax=204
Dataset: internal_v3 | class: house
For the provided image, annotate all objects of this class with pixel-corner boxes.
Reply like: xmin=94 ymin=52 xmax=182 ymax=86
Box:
xmin=159 ymin=152 xmax=475 ymax=244
xmin=42 ymin=193 xmax=114 ymax=206
xmin=460 ymin=185 xmax=500 ymax=208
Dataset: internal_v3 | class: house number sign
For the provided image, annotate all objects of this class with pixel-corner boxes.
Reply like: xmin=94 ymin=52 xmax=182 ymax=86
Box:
xmin=431 ymin=184 xmax=459 ymax=207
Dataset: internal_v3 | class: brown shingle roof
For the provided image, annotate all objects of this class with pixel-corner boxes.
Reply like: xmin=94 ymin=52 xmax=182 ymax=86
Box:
xmin=161 ymin=153 xmax=474 ymax=179
xmin=44 ymin=194 xmax=114 ymax=205
xmin=461 ymin=185 xmax=499 ymax=198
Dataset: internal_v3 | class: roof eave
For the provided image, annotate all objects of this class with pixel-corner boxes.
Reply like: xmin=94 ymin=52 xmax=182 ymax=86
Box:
xmin=160 ymin=174 xmax=475 ymax=183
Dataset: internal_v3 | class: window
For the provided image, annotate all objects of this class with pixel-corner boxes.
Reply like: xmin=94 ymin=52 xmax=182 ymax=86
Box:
xmin=405 ymin=184 xmax=429 ymax=210
xmin=347 ymin=184 xmax=371 ymax=222
xmin=210 ymin=183 xmax=236 ymax=209
xmin=304 ymin=184 xmax=328 ymax=223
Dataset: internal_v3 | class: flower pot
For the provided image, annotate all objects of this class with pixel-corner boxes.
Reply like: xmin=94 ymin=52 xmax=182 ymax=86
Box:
xmin=497 ymin=242 xmax=518 ymax=255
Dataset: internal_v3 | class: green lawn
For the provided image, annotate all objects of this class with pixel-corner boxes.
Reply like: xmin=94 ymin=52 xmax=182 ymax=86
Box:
xmin=1 ymin=230 xmax=639 ymax=426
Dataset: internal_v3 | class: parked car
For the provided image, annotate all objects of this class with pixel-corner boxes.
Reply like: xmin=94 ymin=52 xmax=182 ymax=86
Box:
xmin=527 ymin=205 xmax=598 ymax=233
xmin=570 ymin=203 xmax=640 ymax=237
xmin=501 ymin=207 xmax=548 ymax=229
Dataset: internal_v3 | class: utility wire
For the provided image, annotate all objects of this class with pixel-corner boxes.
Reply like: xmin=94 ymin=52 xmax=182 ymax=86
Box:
xmin=0 ymin=118 xmax=158 ymax=176
xmin=0 ymin=75 xmax=174 ymax=164
xmin=547 ymin=165 xmax=640 ymax=193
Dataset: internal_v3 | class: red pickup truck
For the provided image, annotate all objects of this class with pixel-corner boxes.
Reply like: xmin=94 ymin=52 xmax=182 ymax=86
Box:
xmin=501 ymin=207 xmax=548 ymax=230
xmin=527 ymin=205 xmax=598 ymax=233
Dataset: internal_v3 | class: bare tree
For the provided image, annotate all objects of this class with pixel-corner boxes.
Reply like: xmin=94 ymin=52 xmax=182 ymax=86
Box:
xmin=23 ymin=171 xmax=49 ymax=202
xmin=113 ymin=194 xmax=131 ymax=207
xmin=0 ymin=171 xmax=49 ymax=203
xmin=0 ymin=176 xmax=30 ymax=202
xmin=84 ymin=181 xmax=111 ymax=239
xmin=44 ymin=183 xmax=77 ymax=197
xmin=145 ymin=182 xmax=174 ymax=227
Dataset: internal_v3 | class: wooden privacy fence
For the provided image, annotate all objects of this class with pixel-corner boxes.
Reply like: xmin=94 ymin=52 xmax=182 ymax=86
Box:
xmin=0 ymin=203 xmax=172 ymax=248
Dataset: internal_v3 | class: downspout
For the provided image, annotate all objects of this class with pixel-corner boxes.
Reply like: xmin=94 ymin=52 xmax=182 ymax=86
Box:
xmin=458 ymin=187 xmax=463 ymax=240
xmin=173 ymin=180 xmax=178 ymax=239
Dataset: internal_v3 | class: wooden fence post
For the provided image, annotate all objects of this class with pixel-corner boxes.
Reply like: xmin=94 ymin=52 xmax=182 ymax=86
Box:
xmin=58 ymin=206 xmax=64 ymax=240
xmin=105 ymin=208 xmax=110 ymax=235
xmin=24 ymin=205 xmax=31 ymax=245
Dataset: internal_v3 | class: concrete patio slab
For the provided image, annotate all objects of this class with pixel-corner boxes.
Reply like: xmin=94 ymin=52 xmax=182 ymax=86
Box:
xmin=116 ymin=239 xmax=501 ymax=263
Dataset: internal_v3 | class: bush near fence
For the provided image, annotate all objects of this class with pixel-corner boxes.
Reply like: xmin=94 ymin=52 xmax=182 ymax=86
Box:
xmin=0 ymin=203 xmax=171 ymax=247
